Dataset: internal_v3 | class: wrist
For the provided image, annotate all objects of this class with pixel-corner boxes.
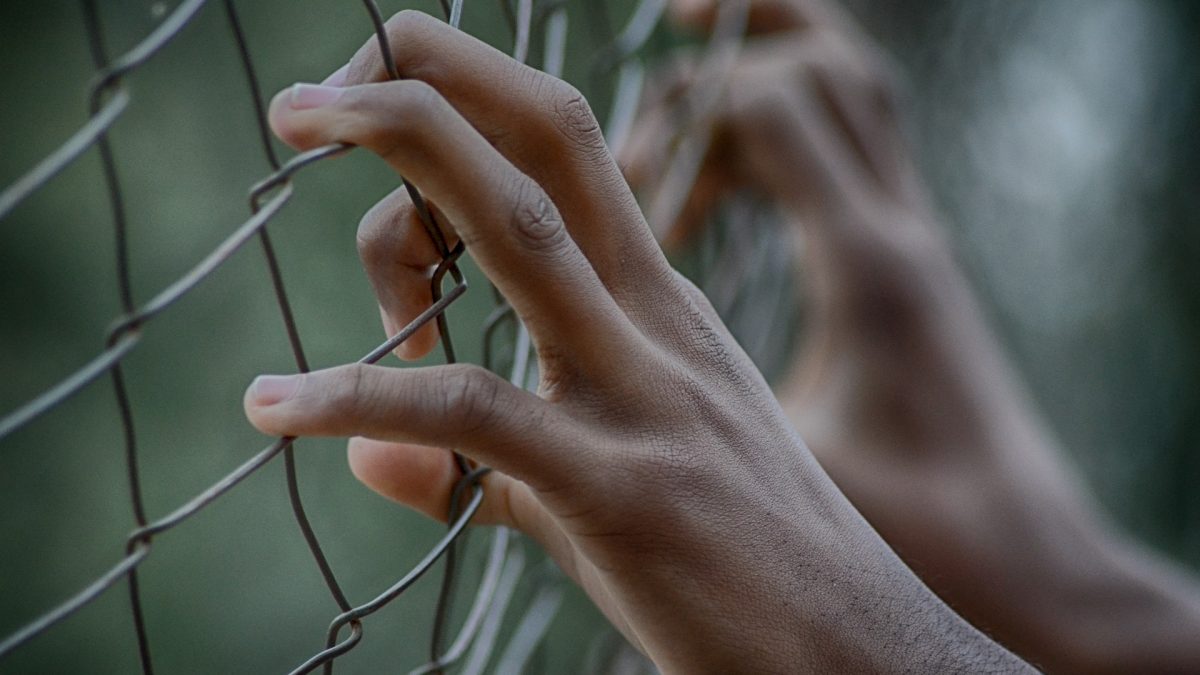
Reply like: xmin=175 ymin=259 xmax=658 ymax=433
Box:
xmin=624 ymin=459 xmax=1028 ymax=673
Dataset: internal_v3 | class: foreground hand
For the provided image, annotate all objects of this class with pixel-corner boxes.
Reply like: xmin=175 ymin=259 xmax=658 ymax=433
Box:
xmin=242 ymin=10 xmax=1025 ymax=672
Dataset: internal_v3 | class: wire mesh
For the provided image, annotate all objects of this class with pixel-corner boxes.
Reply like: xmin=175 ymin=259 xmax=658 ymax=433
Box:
xmin=0 ymin=0 xmax=732 ymax=672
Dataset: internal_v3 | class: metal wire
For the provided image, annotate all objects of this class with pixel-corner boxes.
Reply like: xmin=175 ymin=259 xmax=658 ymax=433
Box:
xmin=0 ymin=0 xmax=758 ymax=671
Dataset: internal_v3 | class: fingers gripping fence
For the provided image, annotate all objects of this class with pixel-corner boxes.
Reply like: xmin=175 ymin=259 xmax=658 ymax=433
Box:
xmin=0 ymin=0 xmax=758 ymax=671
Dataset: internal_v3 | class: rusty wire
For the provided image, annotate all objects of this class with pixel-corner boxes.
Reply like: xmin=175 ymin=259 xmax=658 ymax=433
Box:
xmin=0 ymin=0 xmax=708 ymax=672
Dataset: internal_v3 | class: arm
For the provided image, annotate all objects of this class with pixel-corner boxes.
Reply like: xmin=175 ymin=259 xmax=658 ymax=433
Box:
xmin=627 ymin=0 xmax=1200 ymax=671
xmin=240 ymin=10 xmax=1029 ymax=673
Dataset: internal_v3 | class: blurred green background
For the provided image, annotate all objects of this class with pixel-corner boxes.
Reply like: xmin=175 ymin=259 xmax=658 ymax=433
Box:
xmin=1 ymin=0 xmax=1197 ymax=673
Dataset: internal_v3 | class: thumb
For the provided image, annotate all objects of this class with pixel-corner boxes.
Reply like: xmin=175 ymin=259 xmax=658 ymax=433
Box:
xmin=243 ymin=363 xmax=569 ymax=486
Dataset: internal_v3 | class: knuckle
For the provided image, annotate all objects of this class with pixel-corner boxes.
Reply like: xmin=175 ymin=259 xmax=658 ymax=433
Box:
xmin=439 ymin=365 xmax=503 ymax=434
xmin=343 ymin=10 xmax=438 ymax=84
xmin=327 ymin=364 xmax=373 ymax=418
xmin=383 ymin=79 xmax=442 ymax=120
xmin=548 ymin=82 xmax=607 ymax=159
xmin=355 ymin=202 xmax=398 ymax=266
xmin=507 ymin=180 xmax=568 ymax=252
xmin=385 ymin=9 xmax=437 ymax=48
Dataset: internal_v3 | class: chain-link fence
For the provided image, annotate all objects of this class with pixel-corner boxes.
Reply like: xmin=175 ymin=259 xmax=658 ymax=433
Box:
xmin=9 ymin=1 xmax=1193 ymax=672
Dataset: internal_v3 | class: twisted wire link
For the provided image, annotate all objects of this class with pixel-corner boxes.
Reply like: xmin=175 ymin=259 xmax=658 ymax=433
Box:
xmin=0 ymin=0 xmax=748 ymax=671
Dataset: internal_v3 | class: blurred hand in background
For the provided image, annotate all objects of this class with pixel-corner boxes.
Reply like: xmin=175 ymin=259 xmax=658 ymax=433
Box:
xmin=624 ymin=0 xmax=1200 ymax=671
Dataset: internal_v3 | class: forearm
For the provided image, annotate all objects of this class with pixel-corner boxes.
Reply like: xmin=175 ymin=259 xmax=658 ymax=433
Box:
xmin=800 ymin=203 xmax=1200 ymax=671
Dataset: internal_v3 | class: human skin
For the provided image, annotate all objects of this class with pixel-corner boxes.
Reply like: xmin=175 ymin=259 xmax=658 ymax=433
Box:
xmin=625 ymin=0 xmax=1200 ymax=671
xmin=239 ymin=8 xmax=1031 ymax=674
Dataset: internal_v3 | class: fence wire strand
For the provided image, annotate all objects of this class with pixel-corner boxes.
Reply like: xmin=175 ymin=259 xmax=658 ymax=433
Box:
xmin=0 ymin=0 xmax=757 ymax=671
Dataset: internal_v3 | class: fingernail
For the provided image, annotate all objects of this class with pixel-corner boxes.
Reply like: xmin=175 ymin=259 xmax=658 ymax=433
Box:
xmin=321 ymin=63 xmax=350 ymax=87
xmin=289 ymin=83 xmax=344 ymax=110
xmin=252 ymin=375 xmax=301 ymax=406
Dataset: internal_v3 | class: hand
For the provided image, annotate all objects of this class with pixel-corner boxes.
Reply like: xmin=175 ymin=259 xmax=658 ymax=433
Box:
xmin=241 ymin=10 xmax=1025 ymax=672
xmin=627 ymin=1 xmax=1200 ymax=672
xmin=625 ymin=0 xmax=928 ymax=246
